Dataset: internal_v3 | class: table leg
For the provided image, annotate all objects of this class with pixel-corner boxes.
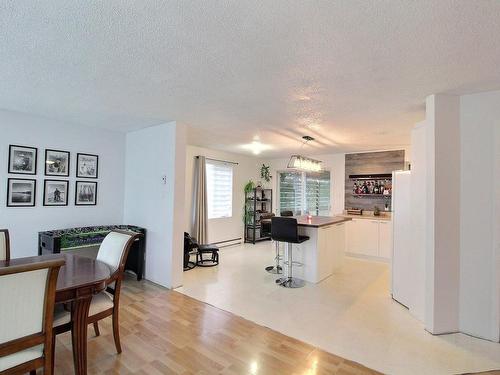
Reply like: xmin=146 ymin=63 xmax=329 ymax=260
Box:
xmin=71 ymin=296 xmax=92 ymax=375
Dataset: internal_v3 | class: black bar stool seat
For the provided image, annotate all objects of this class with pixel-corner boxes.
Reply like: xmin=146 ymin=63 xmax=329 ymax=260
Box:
xmin=271 ymin=217 xmax=309 ymax=288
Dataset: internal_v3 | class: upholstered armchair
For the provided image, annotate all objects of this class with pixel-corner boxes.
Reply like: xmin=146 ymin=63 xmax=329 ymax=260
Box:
xmin=0 ymin=229 xmax=10 ymax=262
xmin=52 ymin=230 xmax=141 ymax=362
xmin=0 ymin=257 xmax=65 ymax=375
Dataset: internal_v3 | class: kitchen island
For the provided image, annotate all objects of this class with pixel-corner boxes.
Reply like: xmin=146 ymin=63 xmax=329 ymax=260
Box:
xmin=288 ymin=215 xmax=351 ymax=283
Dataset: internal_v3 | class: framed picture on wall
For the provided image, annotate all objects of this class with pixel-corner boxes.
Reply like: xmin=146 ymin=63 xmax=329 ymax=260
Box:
xmin=75 ymin=181 xmax=97 ymax=205
xmin=43 ymin=180 xmax=69 ymax=206
xmin=7 ymin=178 xmax=36 ymax=207
xmin=76 ymin=153 xmax=98 ymax=178
xmin=8 ymin=145 xmax=37 ymax=175
xmin=45 ymin=149 xmax=70 ymax=177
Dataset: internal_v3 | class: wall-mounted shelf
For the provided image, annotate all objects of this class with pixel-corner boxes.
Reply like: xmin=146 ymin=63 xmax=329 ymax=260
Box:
xmin=349 ymin=173 xmax=392 ymax=180
xmin=353 ymin=194 xmax=392 ymax=198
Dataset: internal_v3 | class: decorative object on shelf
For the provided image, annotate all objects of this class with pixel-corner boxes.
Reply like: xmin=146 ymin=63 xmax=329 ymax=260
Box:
xmin=8 ymin=145 xmax=37 ymax=175
xmin=7 ymin=178 xmax=36 ymax=207
xmin=43 ymin=179 xmax=69 ymax=206
xmin=38 ymin=225 xmax=146 ymax=280
xmin=287 ymin=136 xmax=322 ymax=172
xmin=76 ymin=153 xmax=98 ymax=178
xmin=45 ymin=149 xmax=70 ymax=176
xmin=374 ymin=206 xmax=380 ymax=216
xmin=244 ymin=187 xmax=273 ymax=244
xmin=75 ymin=181 xmax=97 ymax=205
xmin=260 ymin=164 xmax=272 ymax=183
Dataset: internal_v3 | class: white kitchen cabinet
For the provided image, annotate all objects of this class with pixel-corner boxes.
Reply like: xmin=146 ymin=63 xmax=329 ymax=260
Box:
xmin=347 ymin=219 xmax=379 ymax=257
xmin=378 ymin=221 xmax=393 ymax=259
xmin=331 ymin=221 xmax=346 ymax=271
xmin=346 ymin=218 xmax=391 ymax=259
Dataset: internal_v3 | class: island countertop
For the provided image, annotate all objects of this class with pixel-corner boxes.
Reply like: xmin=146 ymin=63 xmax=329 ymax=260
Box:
xmin=294 ymin=215 xmax=352 ymax=228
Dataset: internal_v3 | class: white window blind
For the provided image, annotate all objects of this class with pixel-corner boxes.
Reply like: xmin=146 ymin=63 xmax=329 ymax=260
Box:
xmin=306 ymin=171 xmax=331 ymax=216
xmin=279 ymin=170 xmax=331 ymax=216
xmin=279 ymin=171 xmax=303 ymax=215
xmin=206 ymin=160 xmax=233 ymax=219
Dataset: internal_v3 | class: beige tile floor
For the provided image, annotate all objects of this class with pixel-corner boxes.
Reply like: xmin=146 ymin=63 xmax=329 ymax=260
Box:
xmin=176 ymin=242 xmax=500 ymax=375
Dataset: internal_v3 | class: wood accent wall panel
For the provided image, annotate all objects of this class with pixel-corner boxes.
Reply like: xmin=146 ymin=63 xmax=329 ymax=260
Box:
xmin=344 ymin=150 xmax=405 ymax=211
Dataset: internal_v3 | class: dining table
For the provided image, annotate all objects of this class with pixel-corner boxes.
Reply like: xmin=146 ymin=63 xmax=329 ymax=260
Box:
xmin=1 ymin=253 xmax=111 ymax=375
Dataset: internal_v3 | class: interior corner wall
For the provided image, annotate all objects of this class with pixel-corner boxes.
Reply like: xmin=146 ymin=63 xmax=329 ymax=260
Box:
xmin=0 ymin=110 xmax=126 ymax=258
xmin=184 ymin=145 xmax=261 ymax=244
xmin=459 ymin=90 xmax=500 ymax=342
xmin=123 ymin=122 xmax=185 ymax=289
xmin=424 ymin=94 xmax=461 ymax=334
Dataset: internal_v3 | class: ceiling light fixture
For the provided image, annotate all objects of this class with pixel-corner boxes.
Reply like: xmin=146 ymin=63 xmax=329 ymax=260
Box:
xmin=287 ymin=136 xmax=322 ymax=172
xmin=241 ymin=140 xmax=271 ymax=155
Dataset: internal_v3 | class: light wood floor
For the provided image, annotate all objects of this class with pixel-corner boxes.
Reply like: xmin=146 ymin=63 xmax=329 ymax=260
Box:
xmin=52 ymin=276 xmax=381 ymax=374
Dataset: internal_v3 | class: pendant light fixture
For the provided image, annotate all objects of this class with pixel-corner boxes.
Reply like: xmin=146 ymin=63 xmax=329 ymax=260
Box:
xmin=287 ymin=136 xmax=322 ymax=172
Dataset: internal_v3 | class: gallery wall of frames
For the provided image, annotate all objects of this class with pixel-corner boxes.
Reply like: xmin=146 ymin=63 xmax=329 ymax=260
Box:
xmin=6 ymin=144 xmax=99 ymax=207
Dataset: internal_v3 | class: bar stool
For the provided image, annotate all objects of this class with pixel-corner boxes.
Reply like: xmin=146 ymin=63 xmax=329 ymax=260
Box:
xmin=271 ymin=217 xmax=309 ymax=288
xmin=265 ymin=240 xmax=283 ymax=274
xmin=265 ymin=211 xmax=293 ymax=274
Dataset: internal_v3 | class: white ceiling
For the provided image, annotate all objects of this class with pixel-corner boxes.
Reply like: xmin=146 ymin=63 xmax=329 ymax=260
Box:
xmin=1 ymin=1 xmax=500 ymax=157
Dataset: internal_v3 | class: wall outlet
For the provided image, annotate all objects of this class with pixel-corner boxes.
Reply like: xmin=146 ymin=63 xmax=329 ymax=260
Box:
xmin=161 ymin=175 xmax=167 ymax=184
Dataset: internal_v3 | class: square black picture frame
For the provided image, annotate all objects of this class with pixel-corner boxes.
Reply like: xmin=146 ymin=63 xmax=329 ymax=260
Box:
xmin=7 ymin=178 xmax=36 ymax=207
xmin=75 ymin=181 xmax=97 ymax=206
xmin=45 ymin=149 xmax=70 ymax=177
xmin=43 ymin=179 xmax=69 ymax=206
xmin=8 ymin=145 xmax=38 ymax=175
xmin=76 ymin=153 xmax=98 ymax=179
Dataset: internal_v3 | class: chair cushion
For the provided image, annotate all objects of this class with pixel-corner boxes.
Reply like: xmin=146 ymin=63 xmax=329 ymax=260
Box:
xmin=0 ymin=345 xmax=42 ymax=372
xmin=198 ymin=244 xmax=219 ymax=252
xmin=53 ymin=304 xmax=71 ymax=327
xmin=89 ymin=292 xmax=114 ymax=316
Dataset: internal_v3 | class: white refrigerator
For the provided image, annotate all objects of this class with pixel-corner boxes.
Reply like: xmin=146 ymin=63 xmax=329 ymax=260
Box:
xmin=391 ymin=170 xmax=412 ymax=308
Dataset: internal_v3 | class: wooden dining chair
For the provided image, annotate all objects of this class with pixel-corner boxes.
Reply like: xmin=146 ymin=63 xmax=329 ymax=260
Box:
xmin=0 ymin=257 xmax=65 ymax=375
xmin=0 ymin=229 xmax=10 ymax=261
xmin=53 ymin=230 xmax=141 ymax=359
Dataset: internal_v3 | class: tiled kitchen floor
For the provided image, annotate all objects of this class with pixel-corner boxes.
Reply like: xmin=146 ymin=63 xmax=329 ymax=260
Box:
xmin=176 ymin=242 xmax=500 ymax=375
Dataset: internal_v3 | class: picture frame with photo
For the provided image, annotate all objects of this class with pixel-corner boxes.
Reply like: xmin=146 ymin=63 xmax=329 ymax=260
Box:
xmin=45 ymin=149 xmax=70 ymax=177
xmin=7 ymin=178 xmax=36 ymax=207
xmin=43 ymin=180 xmax=69 ymax=206
xmin=8 ymin=145 xmax=37 ymax=175
xmin=75 ymin=181 xmax=97 ymax=206
xmin=76 ymin=153 xmax=98 ymax=178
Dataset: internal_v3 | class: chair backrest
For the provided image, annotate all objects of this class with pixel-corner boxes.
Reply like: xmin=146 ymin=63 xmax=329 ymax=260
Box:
xmin=97 ymin=231 xmax=141 ymax=276
xmin=0 ymin=257 xmax=65 ymax=373
xmin=271 ymin=217 xmax=299 ymax=243
xmin=0 ymin=229 xmax=10 ymax=262
xmin=280 ymin=210 xmax=294 ymax=217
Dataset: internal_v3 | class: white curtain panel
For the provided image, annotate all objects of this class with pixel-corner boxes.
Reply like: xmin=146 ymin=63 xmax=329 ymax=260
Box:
xmin=193 ymin=156 xmax=208 ymax=244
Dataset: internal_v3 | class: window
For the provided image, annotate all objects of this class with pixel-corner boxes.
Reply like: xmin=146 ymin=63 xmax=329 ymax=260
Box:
xmin=206 ymin=160 xmax=233 ymax=219
xmin=278 ymin=170 xmax=330 ymax=216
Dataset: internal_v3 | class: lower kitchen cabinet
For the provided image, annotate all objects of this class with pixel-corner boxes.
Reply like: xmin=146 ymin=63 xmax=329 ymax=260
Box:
xmin=346 ymin=218 xmax=392 ymax=259
xmin=378 ymin=221 xmax=393 ymax=259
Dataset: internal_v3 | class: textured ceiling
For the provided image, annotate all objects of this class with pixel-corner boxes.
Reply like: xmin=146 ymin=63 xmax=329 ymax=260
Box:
xmin=1 ymin=1 xmax=500 ymax=157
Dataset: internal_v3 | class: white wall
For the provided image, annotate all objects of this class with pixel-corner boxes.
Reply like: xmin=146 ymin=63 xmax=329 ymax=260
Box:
xmin=459 ymin=90 xmax=500 ymax=341
xmin=0 ymin=110 xmax=125 ymax=258
xmin=124 ymin=122 xmax=185 ymax=288
xmin=424 ymin=94 xmax=461 ymax=334
xmin=185 ymin=145 xmax=261 ymax=244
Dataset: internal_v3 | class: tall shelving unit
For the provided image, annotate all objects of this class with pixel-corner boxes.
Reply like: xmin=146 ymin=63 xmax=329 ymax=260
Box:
xmin=244 ymin=187 xmax=273 ymax=244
